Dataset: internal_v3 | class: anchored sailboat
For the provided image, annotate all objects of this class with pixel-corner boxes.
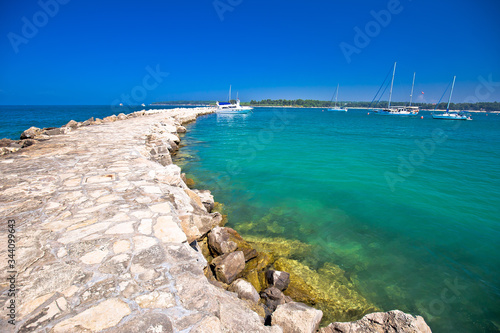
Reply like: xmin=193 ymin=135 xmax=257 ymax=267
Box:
xmin=327 ymin=84 xmax=347 ymax=112
xmin=375 ymin=62 xmax=419 ymax=116
xmin=432 ymin=77 xmax=472 ymax=120
xmin=216 ymin=85 xmax=253 ymax=114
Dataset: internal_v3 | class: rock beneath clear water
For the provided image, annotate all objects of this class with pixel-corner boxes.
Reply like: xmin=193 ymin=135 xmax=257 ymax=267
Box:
xmin=20 ymin=126 xmax=42 ymax=139
xmin=229 ymin=278 xmax=260 ymax=303
xmin=211 ymin=251 xmax=245 ymax=284
xmin=272 ymin=302 xmax=323 ymax=333
xmin=319 ymin=310 xmax=432 ymax=333
xmin=267 ymin=270 xmax=290 ymax=291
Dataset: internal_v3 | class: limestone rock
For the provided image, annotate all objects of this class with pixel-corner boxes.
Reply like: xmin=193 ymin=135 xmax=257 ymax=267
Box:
xmin=208 ymin=226 xmax=238 ymax=255
xmin=261 ymin=286 xmax=287 ymax=313
xmin=0 ymin=138 xmax=17 ymax=147
xmin=135 ymin=290 xmax=176 ymax=308
xmin=65 ymin=119 xmax=78 ymax=128
xmin=191 ymin=316 xmax=223 ymax=333
xmin=272 ymin=302 xmax=323 ymax=333
xmin=43 ymin=127 xmax=68 ymax=136
xmin=193 ymin=189 xmax=215 ymax=212
xmin=117 ymin=113 xmax=127 ymax=120
xmin=208 ymin=226 xmax=257 ymax=260
xmin=211 ymin=251 xmax=245 ymax=284
xmin=107 ymin=312 xmax=173 ymax=333
xmin=267 ymin=270 xmax=290 ymax=291
xmin=319 ymin=310 xmax=432 ymax=333
xmin=81 ymin=117 xmax=94 ymax=126
xmin=20 ymin=126 xmax=42 ymax=139
xmin=103 ymin=115 xmax=118 ymax=123
xmin=229 ymin=278 xmax=260 ymax=303
xmin=154 ymin=216 xmax=187 ymax=243
xmin=176 ymin=125 xmax=187 ymax=133
xmin=52 ymin=298 xmax=131 ymax=332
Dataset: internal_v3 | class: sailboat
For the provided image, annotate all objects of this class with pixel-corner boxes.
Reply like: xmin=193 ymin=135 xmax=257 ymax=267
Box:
xmin=327 ymin=84 xmax=347 ymax=112
xmin=375 ymin=62 xmax=419 ymax=116
xmin=432 ymin=77 xmax=472 ymax=120
xmin=216 ymin=85 xmax=253 ymax=114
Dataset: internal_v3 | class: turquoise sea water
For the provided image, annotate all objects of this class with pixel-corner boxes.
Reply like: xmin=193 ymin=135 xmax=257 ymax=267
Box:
xmin=177 ymin=108 xmax=500 ymax=332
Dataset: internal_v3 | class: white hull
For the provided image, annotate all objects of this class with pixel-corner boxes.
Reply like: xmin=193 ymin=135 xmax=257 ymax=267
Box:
xmin=327 ymin=108 xmax=347 ymax=112
xmin=375 ymin=106 xmax=419 ymax=116
xmin=432 ymin=113 xmax=471 ymax=120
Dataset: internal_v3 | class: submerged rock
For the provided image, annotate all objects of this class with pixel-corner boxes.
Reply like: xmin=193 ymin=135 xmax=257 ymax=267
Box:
xmin=272 ymin=302 xmax=323 ymax=333
xmin=319 ymin=310 xmax=432 ymax=333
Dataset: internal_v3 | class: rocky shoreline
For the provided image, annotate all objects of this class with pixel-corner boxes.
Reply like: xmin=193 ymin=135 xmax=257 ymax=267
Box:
xmin=0 ymin=107 xmax=431 ymax=332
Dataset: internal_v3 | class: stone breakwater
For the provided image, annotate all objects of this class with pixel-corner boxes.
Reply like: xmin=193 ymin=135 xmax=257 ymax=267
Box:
xmin=0 ymin=107 xmax=431 ymax=332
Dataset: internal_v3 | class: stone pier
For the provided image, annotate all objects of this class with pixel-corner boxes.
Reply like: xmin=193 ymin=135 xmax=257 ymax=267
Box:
xmin=0 ymin=108 xmax=281 ymax=332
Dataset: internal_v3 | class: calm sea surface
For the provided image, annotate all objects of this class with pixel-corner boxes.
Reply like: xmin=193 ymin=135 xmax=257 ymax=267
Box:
xmin=1 ymin=106 xmax=499 ymax=332
xmin=0 ymin=105 xmax=190 ymax=140
xmin=177 ymin=108 xmax=500 ymax=333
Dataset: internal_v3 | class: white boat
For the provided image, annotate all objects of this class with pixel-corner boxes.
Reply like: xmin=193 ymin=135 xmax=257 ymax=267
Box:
xmin=375 ymin=63 xmax=419 ymax=116
xmin=327 ymin=84 xmax=347 ymax=112
xmin=216 ymin=86 xmax=253 ymax=114
xmin=432 ymin=77 xmax=472 ymax=120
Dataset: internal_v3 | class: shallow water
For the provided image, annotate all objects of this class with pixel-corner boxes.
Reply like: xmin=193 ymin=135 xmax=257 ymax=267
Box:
xmin=178 ymin=108 xmax=500 ymax=332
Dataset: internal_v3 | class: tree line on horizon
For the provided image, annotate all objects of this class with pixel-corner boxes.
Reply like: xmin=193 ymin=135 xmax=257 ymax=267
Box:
xmin=152 ymin=100 xmax=500 ymax=111
xmin=247 ymin=99 xmax=500 ymax=111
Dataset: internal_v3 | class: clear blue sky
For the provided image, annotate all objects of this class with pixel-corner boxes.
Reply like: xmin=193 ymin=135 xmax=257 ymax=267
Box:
xmin=1 ymin=0 xmax=499 ymax=104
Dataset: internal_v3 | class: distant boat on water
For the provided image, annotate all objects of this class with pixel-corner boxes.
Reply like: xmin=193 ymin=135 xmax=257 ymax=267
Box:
xmin=375 ymin=63 xmax=419 ymax=116
xmin=432 ymin=76 xmax=472 ymax=120
xmin=327 ymin=84 xmax=347 ymax=112
xmin=216 ymin=85 xmax=253 ymax=114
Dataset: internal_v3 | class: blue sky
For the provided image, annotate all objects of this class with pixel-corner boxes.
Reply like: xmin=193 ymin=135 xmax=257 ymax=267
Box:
xmin=1 ymin=0 xmax=499 ymax=104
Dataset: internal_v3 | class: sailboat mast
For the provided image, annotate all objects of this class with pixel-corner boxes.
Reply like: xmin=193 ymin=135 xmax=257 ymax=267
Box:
xmin=335 ymin=84 xmax=339 ymax=108
xmin=388 ymin=62 xmax=396 ymax=108
xmin=409 ymin=72 xmax=415 ymax=106
xmin=229 ymin=85 xmax=232 ymax=102
xmin=446 ymin=76 xmax=456 ymax=112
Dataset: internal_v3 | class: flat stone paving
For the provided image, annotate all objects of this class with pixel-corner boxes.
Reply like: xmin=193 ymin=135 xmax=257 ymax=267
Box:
xmin=0 ymin=109 xmax=280 ymax=333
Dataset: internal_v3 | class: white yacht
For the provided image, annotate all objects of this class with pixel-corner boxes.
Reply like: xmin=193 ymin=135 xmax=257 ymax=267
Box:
xmin=375 ymin=63 xmax=419 ymax=116
xmin=432 ymin=77 xmax=472 ymax=120
xmin=327 ymin=84 xmax=347 ymax=112
xmin=216 ymin=86 xmax=253 ymax=114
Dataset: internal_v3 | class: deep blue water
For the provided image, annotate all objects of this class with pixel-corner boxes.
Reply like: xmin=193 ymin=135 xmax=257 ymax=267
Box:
xmin=177 ymin=108 xmax=500 ymax=333
xmin=0 ymin=105 xmax=190 ymax=140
